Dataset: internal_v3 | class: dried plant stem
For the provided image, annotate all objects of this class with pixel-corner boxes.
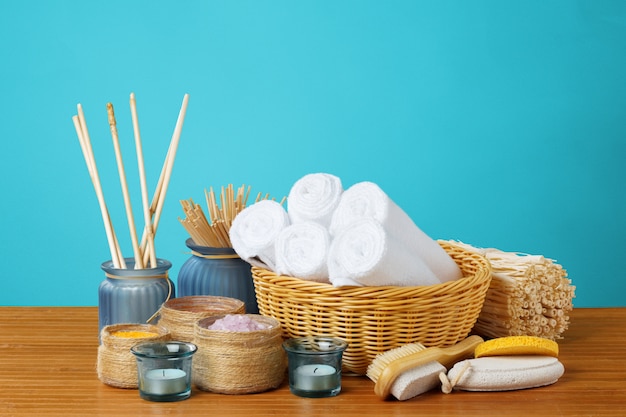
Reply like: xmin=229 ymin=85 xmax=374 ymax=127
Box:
xmin=73 ymin=107 xmax=125 ymax=269
xmin=140 ymin=93 xmax=189 ymax=266
xmin=130 ymin=93 xmax=157 ymax=268
xmin=107 ymin=102 xmax=144 ymax=269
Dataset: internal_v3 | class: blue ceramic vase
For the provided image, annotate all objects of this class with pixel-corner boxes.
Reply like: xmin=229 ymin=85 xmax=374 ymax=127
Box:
xmin=177 ymin=239 xmax=258 ymax=314
xmin=98 ymin=258 xmax=175 ymax=334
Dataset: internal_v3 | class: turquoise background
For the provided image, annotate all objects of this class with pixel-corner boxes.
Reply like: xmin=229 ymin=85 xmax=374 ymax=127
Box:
xmin=1 ymin=1 xmax=624 ymax=307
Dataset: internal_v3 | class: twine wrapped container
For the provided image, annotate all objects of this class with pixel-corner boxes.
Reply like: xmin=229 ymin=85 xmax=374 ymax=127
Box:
xmin=157 ymin=296 xmax=245 ymax=342
xmin=252 ymin=240 xmax=492 ymax=375
xmin=193 ymin=314 xmax=286 ymax=394
xmin=97 ymin=324 xmax=170 ymax=388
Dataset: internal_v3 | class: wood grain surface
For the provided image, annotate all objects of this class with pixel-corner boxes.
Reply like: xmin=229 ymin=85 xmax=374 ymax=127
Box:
xmin=1 ymin=307 xmax=624 ymax=416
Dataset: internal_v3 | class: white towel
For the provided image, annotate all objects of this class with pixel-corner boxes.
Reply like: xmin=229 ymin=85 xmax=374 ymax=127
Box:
xmin=327 ymin=218 xmax=441 ymax=287
xmin=274 ymin=222 xmax=331 ymax=283
xmin=329 ymin=181 xmax=462 ymax=283
xmin=230 ymin=199 xmax=290 ymax=270
xmin=287 ymin=173 xmax=343 ymax=228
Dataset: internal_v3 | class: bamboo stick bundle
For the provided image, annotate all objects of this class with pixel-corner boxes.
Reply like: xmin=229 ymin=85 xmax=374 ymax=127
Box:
xmin=179 ymin=184 xmax=284 ymax=248
xmin=72 ymin=93 xmax=189 ymax=269
xmin=452 ymin=241 xmax=575 ymax=340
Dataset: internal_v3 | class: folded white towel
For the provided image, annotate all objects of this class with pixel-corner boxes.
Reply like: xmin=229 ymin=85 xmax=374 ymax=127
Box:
xmin=329 ymin=181 xmax=462 ymax=283
xmin=274 ymin=222 xmax=331 ymax=283
xmin=327 ymin=218 xmax=441 ymax=287
xmin=230 ymin=199 xmax=290 ymax=270
xmin=287 ymin=173 xmax=343 ymax=228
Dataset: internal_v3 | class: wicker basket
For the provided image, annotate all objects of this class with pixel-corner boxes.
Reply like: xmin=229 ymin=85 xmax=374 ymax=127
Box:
xmin=252 ymin=240 xmax=492 ymax=375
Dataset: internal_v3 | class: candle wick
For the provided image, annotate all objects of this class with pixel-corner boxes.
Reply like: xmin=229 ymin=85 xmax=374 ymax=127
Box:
xmin=314 ymin=367 xmax=318 ymax=374
xmin=163 ymin=370 xmax=165 ymax=377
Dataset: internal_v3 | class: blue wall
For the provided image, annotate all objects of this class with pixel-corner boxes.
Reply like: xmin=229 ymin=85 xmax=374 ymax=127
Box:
xmin=1 ymin=1 xmax=624 ymax=307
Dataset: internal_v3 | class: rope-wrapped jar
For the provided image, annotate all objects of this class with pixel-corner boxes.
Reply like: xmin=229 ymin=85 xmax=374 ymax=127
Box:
xmin=97 ymin=323 xmax=170 ymax=388
xmin=194 ymin=314 xmax=286 ymax=394
xmin=157 ymin=296 xmax=245 ymax=342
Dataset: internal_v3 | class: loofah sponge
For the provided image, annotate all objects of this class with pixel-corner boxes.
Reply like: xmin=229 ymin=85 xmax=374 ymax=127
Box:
xmin=390 ymin=361 xmax=446 ymax=401
xmin=446 ymin=356 xmax=564 ymax=392
xmin=475 ymin=335 xmax=559 ymax=358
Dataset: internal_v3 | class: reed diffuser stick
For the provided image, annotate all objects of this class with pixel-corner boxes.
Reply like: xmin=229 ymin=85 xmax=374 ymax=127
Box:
xmin=138 ymin=136 xmax=170 ymax=253
xmin=73 ymin=108 xmax=125 ymax=269
xmin=107 ymin=103 xmax=144 ymax=269
xmin=140 ymin=93 xmax=189 ymax=266
xmin=129 ymin=93 xmax=157 ymax=268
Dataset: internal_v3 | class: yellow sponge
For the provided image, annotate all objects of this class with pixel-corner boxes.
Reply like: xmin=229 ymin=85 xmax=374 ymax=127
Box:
xmin=475 ymin=336 xmax=559 ymax=358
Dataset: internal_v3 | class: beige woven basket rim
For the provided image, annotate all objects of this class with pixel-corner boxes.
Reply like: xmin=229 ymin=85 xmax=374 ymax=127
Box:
xmin=252 ymin=241 xmax=490 ymax=297
xmin=162 ymin=295 xmax=245 ymax=311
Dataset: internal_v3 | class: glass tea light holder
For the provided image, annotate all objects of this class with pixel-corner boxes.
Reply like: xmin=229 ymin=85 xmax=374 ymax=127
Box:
xmin=131 ymin=341 xmax=197 ymax=402
xmin=282 ymin=336 xmax=348 ymax=398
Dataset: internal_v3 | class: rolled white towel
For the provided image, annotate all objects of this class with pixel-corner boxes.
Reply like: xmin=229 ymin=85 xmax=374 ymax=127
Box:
xmin=329 ymin=181 xmax=462 ymax=283
xmin=327 ymin=218 xmax=441 ymax=287
xmin=287 ymin=173 xmax=343 ymax=228
xmin=229 ymin=199 xmax=290 ymax=270
xmin=274 ymin=222 xmax=331 ymax=283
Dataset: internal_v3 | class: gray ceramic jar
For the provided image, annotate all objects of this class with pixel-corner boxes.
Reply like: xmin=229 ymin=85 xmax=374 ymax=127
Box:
xmin=177 ymin=239 xmax=258 ymax=313
xmin=98 ymin=258 xmax=175 ymax=334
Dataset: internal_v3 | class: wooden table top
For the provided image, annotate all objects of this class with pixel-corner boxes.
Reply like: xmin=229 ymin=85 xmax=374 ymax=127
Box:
xmin=1 ymin=307 xmax=624 ymax=416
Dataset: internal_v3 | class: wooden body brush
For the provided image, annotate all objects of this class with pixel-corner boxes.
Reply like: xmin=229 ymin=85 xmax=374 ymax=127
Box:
xmin=367 ymin=335 xmax=484 ymax=400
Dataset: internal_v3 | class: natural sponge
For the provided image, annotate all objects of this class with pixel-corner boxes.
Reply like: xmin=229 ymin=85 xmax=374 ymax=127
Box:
xmin=475 ymin=335 xmax=559 ymax=358
xmin=446 ymin=356 xmax=564 ymax=392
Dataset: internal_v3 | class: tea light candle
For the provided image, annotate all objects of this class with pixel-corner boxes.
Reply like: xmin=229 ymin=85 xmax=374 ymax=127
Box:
xmin=143 ymin=369 xmax=188 ymax=395
xmin=294 ymin=364 xmax=337 ymax=391
xmin=283 ymin=336 xmax=347 ymax=398
xmin=318 ymin=341 xmax=331 ymax=351
xmin=131 ymin=341 xmax=196 ymax=402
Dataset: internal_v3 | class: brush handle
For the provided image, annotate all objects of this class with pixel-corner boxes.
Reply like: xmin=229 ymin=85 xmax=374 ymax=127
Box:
xmin=374 ymin=335 xmax=484 ymax=398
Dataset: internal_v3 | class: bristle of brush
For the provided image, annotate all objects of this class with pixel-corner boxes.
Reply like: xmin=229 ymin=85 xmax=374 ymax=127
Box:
xmin=366 ymin=343 xmax=427 ymax=382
